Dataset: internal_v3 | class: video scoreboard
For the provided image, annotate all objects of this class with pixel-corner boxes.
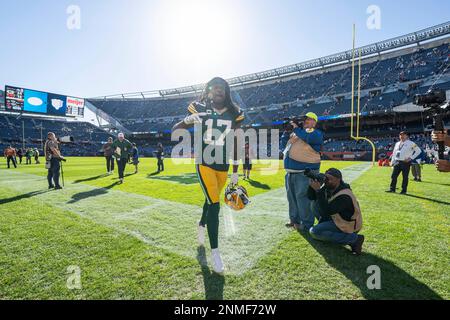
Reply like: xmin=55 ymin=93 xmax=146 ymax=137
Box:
xmin=2 ymin=85 xmax=85 ymax=117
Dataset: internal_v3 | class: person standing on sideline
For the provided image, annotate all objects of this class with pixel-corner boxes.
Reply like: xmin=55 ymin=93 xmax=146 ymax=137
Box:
xmin=102 ymin=137 xmax=115 ymax=174
xmin=280 ymin=112 xmax=324 ymax=232
xmin=34 ymin=148 xmax=40 ymax=164
xmin=131 ymin=143 xmax=140 ymax=174
xmin=387 ymin=132 xmax=421 ymax=194
xmin=156 ymin=143 xmax=165 ymax=172
xmin=25 ymin=148 xmax=33 ymax=165
xmin=17 ymin=148 xmax=23 ymax=164
xmin=411 ymin=148 xmax=425 ymax=182
xmin=111 ymin=133 xmax=133 ymax=184
xmin=243 ymin=142 xmax=254 ymax=180
xmin=44 ymin=132 xmax=65 ymax=190
xmin=4 ymin=146 xmax=17 ymax=169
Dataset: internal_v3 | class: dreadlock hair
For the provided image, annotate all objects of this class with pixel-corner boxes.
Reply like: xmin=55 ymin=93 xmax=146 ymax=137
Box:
xmin=200 ymin=77 xmax=240 ymax=115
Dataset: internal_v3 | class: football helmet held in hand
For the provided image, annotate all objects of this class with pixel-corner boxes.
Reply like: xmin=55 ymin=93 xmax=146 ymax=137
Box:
xmin=224 ymin=184 xmax=250 ymax=211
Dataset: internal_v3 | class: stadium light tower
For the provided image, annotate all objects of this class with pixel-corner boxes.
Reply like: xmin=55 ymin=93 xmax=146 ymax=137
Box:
xmin=351 ymin=24 xmax=376 ymax=165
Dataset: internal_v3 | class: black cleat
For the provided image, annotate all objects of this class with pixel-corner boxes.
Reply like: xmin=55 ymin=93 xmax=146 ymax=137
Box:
xmin=48 ymin=185 xmax=55 ymax=190
xmin=385 ymin=190 xmax=395 ymax=193
xmin=55 ymin=186 xmax=63 ymax=190
xmin=351 ymin=235 xmax=365 ymax=255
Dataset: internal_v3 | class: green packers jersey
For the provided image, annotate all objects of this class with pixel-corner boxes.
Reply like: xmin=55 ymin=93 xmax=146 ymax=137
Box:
xmin=188 ymin=101 xmax=245 ymax=172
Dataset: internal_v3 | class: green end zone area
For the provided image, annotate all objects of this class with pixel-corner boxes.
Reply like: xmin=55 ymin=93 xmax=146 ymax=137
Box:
xmin=0 ymin=158 xmax=448 ymax=299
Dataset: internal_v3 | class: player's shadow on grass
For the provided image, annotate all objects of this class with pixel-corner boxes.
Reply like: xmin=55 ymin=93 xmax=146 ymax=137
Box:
xmin=113 ymin=173 xmax=134 ymax=180
xmin=148 ymin=173 xmax=198 ymax=185
xmin=299 ymin=232 xmax=443 ymax=299
xmin=246 ymin=179 xmax=271 ymax=190
xmin=148 ymin=171 xmax=161 ymax=177
xmin=67 ymin=182 xmax=120 ymax=204
xmin=73 ymin=174 xmax=109 ymax=184
xmin=196 ymin=246 xmax=225 ymax=300
xmin=0 ymin=190 xmax=49 ymax=205
xmin=404 ymin=194 xmax=450 ymax=206
xmin=419 ymin=180 xmax=450 ymax=187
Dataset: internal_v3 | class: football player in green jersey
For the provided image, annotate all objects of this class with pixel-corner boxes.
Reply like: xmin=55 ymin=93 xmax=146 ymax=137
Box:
xmin=173 ymin=77 xmax=245 ymax=273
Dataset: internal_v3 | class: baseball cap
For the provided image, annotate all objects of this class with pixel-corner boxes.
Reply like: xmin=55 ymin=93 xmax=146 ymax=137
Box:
xmin=325 ymin=168 xmax=343 ymax=180
xmin=305 ymin=112 xmax=318 ymax=122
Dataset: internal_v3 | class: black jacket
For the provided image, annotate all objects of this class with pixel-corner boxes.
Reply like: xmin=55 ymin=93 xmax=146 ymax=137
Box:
xmin=307 ymin=182 xmax=355 ymax=223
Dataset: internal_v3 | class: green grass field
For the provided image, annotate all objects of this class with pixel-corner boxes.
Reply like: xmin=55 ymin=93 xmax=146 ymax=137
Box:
xmin=0 ymin=157 xmax=448 ymax=300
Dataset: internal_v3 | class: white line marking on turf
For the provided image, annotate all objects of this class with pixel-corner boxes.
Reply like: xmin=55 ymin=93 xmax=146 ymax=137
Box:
xmin=0 ymin=162 xmax=372 ymax=274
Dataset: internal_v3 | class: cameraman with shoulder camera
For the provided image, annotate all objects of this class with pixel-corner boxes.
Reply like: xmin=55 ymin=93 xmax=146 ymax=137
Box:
xmin=414 ymin=89 xmax=449 ymax=172
xmin=44 ymin=132 xmax=65 ymax=190
xmin=280 ymin=112 xmax=324 ymax=232
xmin=432 ymin=130 xmax=450 ymax=172
xmin=308 ymin=168 xmax=365 ymax=255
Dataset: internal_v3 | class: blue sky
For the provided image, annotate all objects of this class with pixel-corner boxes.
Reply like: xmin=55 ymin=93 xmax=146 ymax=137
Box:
xmin=0 ymin=0 xmax=449 ymax=98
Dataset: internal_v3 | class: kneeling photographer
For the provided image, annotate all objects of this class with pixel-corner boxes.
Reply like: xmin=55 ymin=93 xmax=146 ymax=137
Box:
xmin=307 ymin=168 xmax=365 ymax=255
xmin=44 ymin=132 xmax=66 ymax=190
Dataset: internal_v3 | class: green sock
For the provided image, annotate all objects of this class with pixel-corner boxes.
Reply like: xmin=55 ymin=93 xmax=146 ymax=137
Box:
xmin=200 ymin=199 xmax=209 ymax=226
xmin=207 ymin=203 xmax=220 ymax=249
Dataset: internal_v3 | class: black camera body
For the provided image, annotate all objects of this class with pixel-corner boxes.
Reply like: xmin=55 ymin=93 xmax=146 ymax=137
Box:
xmin=304 ymin=168 xmax=327 ymax=184
xmin=283 ymin=117 xmax=304 ymax=132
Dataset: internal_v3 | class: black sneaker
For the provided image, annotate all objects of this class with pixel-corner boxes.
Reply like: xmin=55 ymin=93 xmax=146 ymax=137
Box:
xmin=55 ymin=186 xmax=63 ymax=190
xmin=385 ymin=190 xmax=395 ymax=193
xmin=48 ymin=185 xmax=55 ymax=190
xmin=400 ymin=191 xmax=407 ymax=195
xmin=351 ymin=235 xmax=365 ymax=255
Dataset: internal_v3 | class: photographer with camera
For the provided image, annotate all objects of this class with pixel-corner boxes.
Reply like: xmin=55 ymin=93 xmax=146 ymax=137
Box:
xmin=414 ymin=89 xmax=449 ymax=172
xmin=280 ymin=112 xmax=324 ymax=232
xmin=44 ymin=132 xmax=65 ymax=190
xmin=307 ymin=168 xmax=365 ymax=255
xmin=431 ymin=130 xmax=450 ymax=172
